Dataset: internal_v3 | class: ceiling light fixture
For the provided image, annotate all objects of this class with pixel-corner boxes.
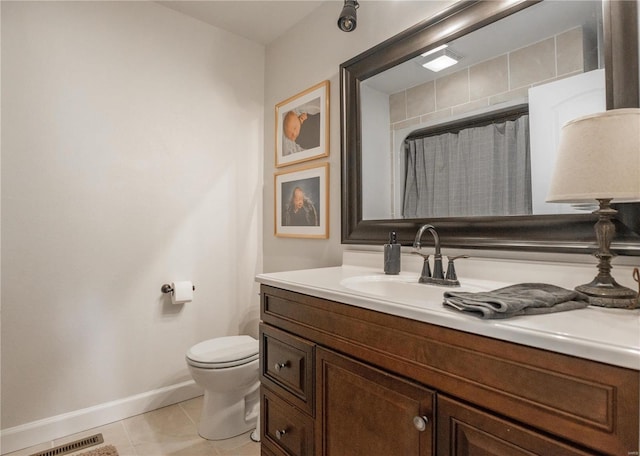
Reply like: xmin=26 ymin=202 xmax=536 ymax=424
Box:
xmin=420 ymin=48 xmax=460 ymax=72
xmin=337 ymin=0 xmax=359 ymax=32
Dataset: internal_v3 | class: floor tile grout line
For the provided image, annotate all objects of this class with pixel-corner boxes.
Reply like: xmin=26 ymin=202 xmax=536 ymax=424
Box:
xmin=118 ymin=420 xmax=138 ymax=456
xmin=178 ymin=401 xmax=198 ymax=428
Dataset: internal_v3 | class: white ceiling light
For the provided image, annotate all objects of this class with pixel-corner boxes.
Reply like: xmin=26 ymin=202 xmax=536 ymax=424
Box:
xmin=420 ymin=48 xmax=460 ymax=72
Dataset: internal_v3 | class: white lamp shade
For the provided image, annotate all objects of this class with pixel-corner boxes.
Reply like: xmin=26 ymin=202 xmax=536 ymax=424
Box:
xmin=546 ymin=108 xmax=640 ymax=203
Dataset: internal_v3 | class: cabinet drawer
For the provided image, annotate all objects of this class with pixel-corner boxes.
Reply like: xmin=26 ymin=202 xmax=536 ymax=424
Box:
xmin=260 ymin=324 xmax=314 ymax=415
xmin=437 ymin=396 xmax=598 ymax=456
xmin=262 ymin=386 xmax=314 ymax=456
xmin=261 ymin=446 xmax=279 ymax=456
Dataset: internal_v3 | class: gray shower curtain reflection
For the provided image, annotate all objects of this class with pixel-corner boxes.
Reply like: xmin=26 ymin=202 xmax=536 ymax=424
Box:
xmin=403 ymin=115 xmax=532 ymax=218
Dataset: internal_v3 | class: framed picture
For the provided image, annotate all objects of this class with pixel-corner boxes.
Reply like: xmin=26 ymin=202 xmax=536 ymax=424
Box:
xmin=275 ymin=163 xmax=329 ymax=239
xmin=275 ymin=80 xmax=329 ymax=168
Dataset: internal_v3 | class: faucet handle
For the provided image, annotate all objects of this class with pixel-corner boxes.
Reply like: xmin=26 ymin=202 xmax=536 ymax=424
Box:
xmin=446 ymin=255 xmax=469 ymax=281
xmin=411 ymin=251 xmax=430 ymax=260
xmin=412 ymin=251 xmax=432 ymax=280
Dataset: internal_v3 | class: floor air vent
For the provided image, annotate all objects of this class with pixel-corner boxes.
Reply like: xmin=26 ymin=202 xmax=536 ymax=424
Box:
xmin=30 ymin=433 xmax=104 ymax=456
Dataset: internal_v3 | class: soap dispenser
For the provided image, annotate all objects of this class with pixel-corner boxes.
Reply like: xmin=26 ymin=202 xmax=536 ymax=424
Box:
xmin=384 ymin=231 xmax=401 ymax=275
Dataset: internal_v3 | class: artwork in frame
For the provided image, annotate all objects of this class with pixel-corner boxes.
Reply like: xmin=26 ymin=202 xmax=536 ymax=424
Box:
xmin=275 ymin=80 xmax=329 ymax=168
xmin=275 ymin=163 xmax=329 ymax=239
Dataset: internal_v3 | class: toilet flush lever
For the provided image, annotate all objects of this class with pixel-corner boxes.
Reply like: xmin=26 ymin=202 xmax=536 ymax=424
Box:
xmin=274 ymin=361 xmax=290 ymax=372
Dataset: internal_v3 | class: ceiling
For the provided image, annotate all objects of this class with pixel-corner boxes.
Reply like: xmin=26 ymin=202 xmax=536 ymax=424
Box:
xmin=157 ymin=1 xmax=327 ymax=45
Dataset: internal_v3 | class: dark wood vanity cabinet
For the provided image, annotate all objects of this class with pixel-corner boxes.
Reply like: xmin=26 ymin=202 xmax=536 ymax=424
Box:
xmin=259 ymin=285 xmax=639 ymax=456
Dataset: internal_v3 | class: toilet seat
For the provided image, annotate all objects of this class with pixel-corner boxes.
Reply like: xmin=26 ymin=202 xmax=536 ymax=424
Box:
xmin=186 ymin=335 xmax=259 ymax=369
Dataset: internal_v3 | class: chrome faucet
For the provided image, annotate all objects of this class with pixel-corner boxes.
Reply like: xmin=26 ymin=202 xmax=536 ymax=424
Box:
xmin=414 ymin=224 xmax=444 ymax=281
xmin=413 ymin=224 xmax=466 ymax=286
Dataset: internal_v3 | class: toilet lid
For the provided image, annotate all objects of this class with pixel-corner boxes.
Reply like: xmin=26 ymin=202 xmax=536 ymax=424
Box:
xmin=186 ymin=335 xmax=259 ymax=369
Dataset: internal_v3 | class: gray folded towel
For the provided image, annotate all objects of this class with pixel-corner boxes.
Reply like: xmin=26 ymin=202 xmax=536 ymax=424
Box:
xmin=443 ymin=283 xmax=589 ymax=319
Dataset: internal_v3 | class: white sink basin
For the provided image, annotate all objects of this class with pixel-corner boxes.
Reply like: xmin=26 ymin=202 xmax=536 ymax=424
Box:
xmin=339 ymin=274 xmax=506 ymax=302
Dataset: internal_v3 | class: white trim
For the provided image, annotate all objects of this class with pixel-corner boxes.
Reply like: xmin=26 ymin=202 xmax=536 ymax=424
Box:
xmin=0 ymin=380 xmax=202 ymax=455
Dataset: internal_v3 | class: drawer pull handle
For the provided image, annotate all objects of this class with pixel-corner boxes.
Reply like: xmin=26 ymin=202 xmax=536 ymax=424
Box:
xmin=274 ymin=361 xmax=290 ymax=371
xmin=275 ymin=429 xmax=287 ymax=440
xmin=413 ymin=415 xmax=429 ymax=432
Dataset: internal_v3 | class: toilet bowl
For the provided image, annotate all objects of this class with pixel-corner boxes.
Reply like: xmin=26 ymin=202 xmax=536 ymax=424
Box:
xmin=186 ymin=335 xmax=260 ymax=440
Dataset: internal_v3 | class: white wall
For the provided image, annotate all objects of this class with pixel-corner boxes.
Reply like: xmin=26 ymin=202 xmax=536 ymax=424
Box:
xmin=361 ymin=84 xmax=392 ymax=220
xmin=1 ymin=1 xmax=263 ymax=450
xmin=263 ymin=0 xmax=454 ymax=272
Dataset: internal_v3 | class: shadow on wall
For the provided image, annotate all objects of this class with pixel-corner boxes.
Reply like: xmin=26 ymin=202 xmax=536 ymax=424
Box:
xmin=148 ymin=373 xmax=203 ymax=412
xmin=156 ymin=283 xmax=260 ymax=338
xmin=239 ymin=305 xmax=260 ymax=340
xmin=160 ymin=294 xmax=185 ymax=316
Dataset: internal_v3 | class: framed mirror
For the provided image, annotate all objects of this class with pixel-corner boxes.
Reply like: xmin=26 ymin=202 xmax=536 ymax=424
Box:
xmin=340 ymin=0 xmax=640 ymax=255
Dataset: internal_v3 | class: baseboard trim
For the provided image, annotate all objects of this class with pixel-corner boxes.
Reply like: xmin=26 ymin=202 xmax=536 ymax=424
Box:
xmin=0 ymin=380 xmax=202 ymax=455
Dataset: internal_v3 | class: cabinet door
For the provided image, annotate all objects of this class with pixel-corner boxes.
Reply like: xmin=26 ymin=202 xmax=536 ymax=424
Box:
xmin=316 ymin=347 xmax=435 ymax=456
xmin=437 ymin=396 xmax=597 ymax=456
xmin=262 ymin=386 xmax=314 ymax=456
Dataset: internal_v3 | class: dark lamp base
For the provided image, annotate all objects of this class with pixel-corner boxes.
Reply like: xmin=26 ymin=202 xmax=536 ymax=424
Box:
xmin=576 ymin=198 xmax=640 ymax=309
xmin=576 ymin=279 xmax=639 ymax=309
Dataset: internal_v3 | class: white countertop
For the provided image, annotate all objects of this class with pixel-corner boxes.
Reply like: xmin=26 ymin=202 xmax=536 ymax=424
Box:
xmin=256 ymin=256 xmax=640 ymax=370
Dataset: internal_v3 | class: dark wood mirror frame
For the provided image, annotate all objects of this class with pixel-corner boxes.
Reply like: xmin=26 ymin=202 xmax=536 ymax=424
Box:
xmin=340 ymin=0 xmax=640 ymax=255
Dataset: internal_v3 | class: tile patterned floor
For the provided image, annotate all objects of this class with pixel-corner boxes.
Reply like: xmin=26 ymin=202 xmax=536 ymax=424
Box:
xmin=6 ymin=396 xmax=260 ymax=456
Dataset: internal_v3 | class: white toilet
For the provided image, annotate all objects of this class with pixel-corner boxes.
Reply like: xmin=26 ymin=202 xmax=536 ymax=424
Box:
xmin=186 ymin=335 xmax=260 ymax=440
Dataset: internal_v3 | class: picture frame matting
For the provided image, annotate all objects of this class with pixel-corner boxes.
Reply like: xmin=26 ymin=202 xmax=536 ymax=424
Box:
xmin=274 ymin=163 xmax=329 ymax=239
xmin=275 ymin=80 xmax=329 ymax=168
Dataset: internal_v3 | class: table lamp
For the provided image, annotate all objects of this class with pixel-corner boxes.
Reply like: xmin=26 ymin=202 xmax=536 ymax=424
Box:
xmin=547 ymin=108 xmax=640 ymax=309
